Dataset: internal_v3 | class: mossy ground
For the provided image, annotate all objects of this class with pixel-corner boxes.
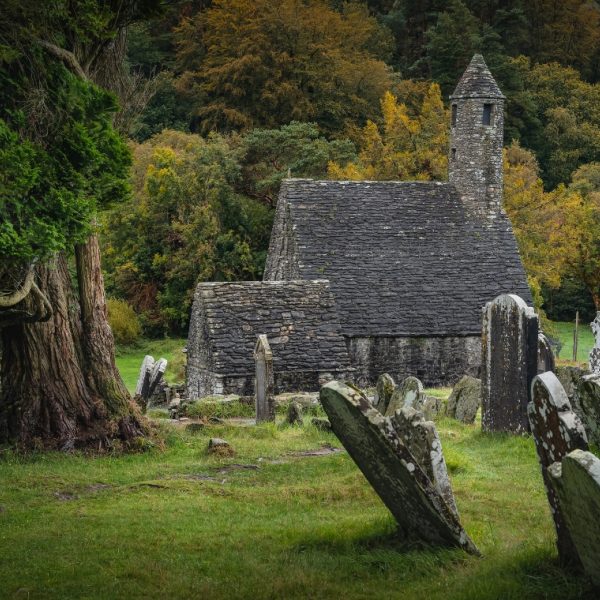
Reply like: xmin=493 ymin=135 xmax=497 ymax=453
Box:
xmin=0 ymin=415 xmax=596 ymax=599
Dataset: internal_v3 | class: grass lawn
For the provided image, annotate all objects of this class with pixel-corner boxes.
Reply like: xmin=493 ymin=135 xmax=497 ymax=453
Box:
xmin=0 ymin=417 xmax=596 ymax=599
xmin=552 ymin=320 xmax=594 ymax=364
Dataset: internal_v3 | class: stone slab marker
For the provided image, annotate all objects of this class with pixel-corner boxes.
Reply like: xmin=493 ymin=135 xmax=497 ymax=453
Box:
xmin=374 ymin=373 xmax=395 ymax=413
xmin=385 ymin=376 xmax=425 ymax=417
xmin=254 ymin=334 xmax=275 ymax=422
xmin=481 ymin=294 xmax=538 ymax=433
xmin=537 ymin=333 xmax=555 ymax=374
xmin=320 ymin=381 xmax=479 ymax=554
xmin=528 ymin=371 xmax=588 ymax=567
xmin=447 ymin=376 xmax=481 ymax=424
xmin=135 ymin=355 xmax=155 ymax=399
xmin=148 ymin=358 xmax=167 ymax=397
xmin=589 ymin=312 xmax=600 ymax=374
xmin=548 ymin=449 xmax=600 ymax=586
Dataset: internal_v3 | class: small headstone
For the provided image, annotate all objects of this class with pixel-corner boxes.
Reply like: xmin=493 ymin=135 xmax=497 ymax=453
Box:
xmin=422 ymin=396 xmax=444 ymax=420
xmin=548 ymin=449 xmax=600 ymax=586
xmin=148 ymin=358 xmax=167 ymax=397
xmin=528 ymin=371 xmax=588 ymax=567
xmin=320 ymin=381 xmax=479 ymax=554
xmin=447 ymin=376 xmax=481 ymax=424
xmin=254 ymin=334 xmax=275 ymax=423
xmin=208 ymin=437 xmax=234 ymax=456
xmin=537 ymin=332 xmax=555 ymax=374
xmin=385 ymin=376 xmax=425 ymax=417
xmin=286 ymin=401 xmax=304 ymax=426
xmin=168 ymin=392 xmax=182 ymax=419
xmin=481 ymin=294 xmax=538 ymax=433
xmin=311 ymin=417 xmax=332 ymax=432
xmin=135 ymin=355 xmax=154 ymax=399
xmin=579 ymin=375 xmax=600 ymax=447
xmin=389 ymin=407 xmax=458 ymax=517
xmin=589 ymin=312 xmax=600 ymax=374
xmin=374 ymin=373 xmax=396 ymax=413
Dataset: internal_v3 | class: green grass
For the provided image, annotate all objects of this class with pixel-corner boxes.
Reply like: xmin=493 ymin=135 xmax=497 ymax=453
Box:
xmin=552 ymin=320 xmax=594 ymax=363
xmin=0 ymin=419 xmax=595 ymax=599
xmin=115 ymin=338 xmax=187 ymax=392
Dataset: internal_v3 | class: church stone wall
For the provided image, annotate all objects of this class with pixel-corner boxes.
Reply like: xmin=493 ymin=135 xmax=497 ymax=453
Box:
xmin=348 ymin=335 xmax=482 ymax=387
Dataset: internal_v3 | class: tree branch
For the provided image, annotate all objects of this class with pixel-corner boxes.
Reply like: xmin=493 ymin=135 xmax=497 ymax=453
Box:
xmin=38 ymin=40 xmax=88 ymax=80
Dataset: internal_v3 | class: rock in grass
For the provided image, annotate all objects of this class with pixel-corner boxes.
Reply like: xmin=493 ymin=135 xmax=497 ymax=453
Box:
xmin=186 ymin=423 xmax=205 ymax=434
xmin=286 ymin=401 xmax=304 ymax=426
xmin=447 ymin=376 xmax=481 ymax=424
xmin=208 ymin=438 xmax=234 ymax=456
xmin=311 ymin=417 xmax=332 ymax=432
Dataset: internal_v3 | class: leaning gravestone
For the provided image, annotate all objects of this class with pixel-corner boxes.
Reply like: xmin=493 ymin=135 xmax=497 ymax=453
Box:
xmin=389 ymin=406 xmax=458 ymax=517
xmin=374 ymin=373 xmax=396 ymax=413
xmin=135 ymin=355 xmax=155 ymax=399
xmin=385 ymin=376 xmax=425 ymax=417
xmin=537 ymin=332 xmax=555 ymax=374
xmin=447 ymin=376 xmax=481 ymax=424
xmin=134 ymin=355 xmax=167 ymax=412
xmin=254 ymin=334 xmax=275 ymax=422
xmin=481 ymin=294 xmax=538 ymax=433
xmin=528 ymin=371 xmax=588 ymax=567
xmin=589 ymin=312 xmax=600 ymax=374
xmin=148 ymin=358 xmax=167 ymax=397
xmin=320 ymin=381 xmax=479 ymax=554
xmin=548 ymin=449 xmax=600 ymax=586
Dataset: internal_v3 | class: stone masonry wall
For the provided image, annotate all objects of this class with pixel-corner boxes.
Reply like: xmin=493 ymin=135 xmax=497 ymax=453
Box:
xmin=348 ymin=335 xmax=482 ymax=387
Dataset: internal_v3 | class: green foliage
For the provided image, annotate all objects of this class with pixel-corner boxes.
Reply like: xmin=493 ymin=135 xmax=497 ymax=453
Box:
xmin=107 ymin=298 xmax=142 ymax=346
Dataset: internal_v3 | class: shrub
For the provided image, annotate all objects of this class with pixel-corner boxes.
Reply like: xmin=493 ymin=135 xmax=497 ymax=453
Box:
xmin=107 ymin=298 xmax=142 ymax=345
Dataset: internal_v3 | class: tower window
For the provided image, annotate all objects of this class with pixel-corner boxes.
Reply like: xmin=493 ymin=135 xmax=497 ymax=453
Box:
xmin=451 ymin=148 xmax=457 ymax=160
xmin=451 ymin=104 xmax=457 ymax=126
xmin=483 ymin=103 xmax=493 ymax=126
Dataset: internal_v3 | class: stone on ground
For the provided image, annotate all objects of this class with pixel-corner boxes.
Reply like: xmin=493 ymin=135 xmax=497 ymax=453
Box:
xmin=481 ymin=294 xmax=538 ymax=433
xmin=320 ymin=381 xmax=479 ymax=554
xmin=208 ymin=438 xmax=234 ymax=456
xmin=389 ymin=407 xmax=458 ymax=517
xmin=286 ymin=401 xmax=304 ymax=426
xmin=374 ymin=373 xmax=396 ymax=413
xmin=311 ymin=417 xmax=332 ymax=432
xmin=385 ymin=376 xmax=425 ymax=417
xmin=548 ymin=449 xmax=600 ymax=587
xmin=447 ymin=376 xmax=481 ymax=424
xmin=422 ymin=396 xmax=444 ymax=420
xmin=528 ymin=371 xmax=588 ymax=567
xmin=589 ymin=312 xmax=600 ymax=374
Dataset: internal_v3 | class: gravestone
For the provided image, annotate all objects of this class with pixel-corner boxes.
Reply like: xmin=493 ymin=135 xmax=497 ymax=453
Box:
xmin=135 ymin=355 xmax=155 ymax=399
xmin=148 ymin=358 xmax=167 ymax=397
xmin=286 ymin=401 xmax=303 ymax=426
xmin=589 ymin=312 xmax=600 ymax=374
xmin=374 ymin=373 xmax=396 ymax=413
xmin=320 ymin=381 xmax=479 ymax=554
xmin=579 ymin=375 xmax=600 ymax=447
xmin=134 ymin=355 xmax=167 ymax=412
xmin=254 ymin=334 xmax=275 ymax=422
xmin=385 ymin=376 xmax=425 ymax=417
xmin=481 ymin=294 xmax=538 ymax=433
xmin=537 ymin=332 xmax=555 ymax=374
xmin=548 ymin=449 xmax=600 ymax=586
xmin=447 ymin=376 xmax=481 ymax=424
xmin=422 ymin=396 xmax=444 ymax=420
xmin=389 ymin=407 xmax=458 ymax=517
xmin=528 ymin=371 xmax=588 ymax=567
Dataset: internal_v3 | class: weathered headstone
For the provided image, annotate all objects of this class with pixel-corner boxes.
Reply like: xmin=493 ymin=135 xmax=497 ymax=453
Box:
xmin=447 ymin=376 xmax=481 ymax=424
xmin=254 ymin=334 xmax=275 ymax=423
xmin=389 ymin=407 xmax=458 ymax=517
xmin=320 ymin=381 xmax=479 ymax=554
xmin=374 ymin=373 xmax=396 ymax=413
xmin=579 ymin=375 xmax=600 ymax=447
xmin=286 ymin=401 xmax=303 ymax=426
xmin=481 ymin=294 xmax=538 ymax=433
xmin=548 ymin=449 xmax=600 ymax=586
xmin=422 ymin=395 xmax=444 ymax=420
xmin=134 ymin=355 xmax=167 ymax=412
xmin=589 ymin=312 xmax=600 ymax=374
xmin=537 ymin=332 xmax=555 ymax=374
xmin=528 ymin=371 xmax=588 ymax=567
xmin=385 ymin=376 xmax=425 ymax=417
xmin=135 ymin=355 xmax=155 ymax=399
xmin=148 ymin=358 xmax=167 ymax=397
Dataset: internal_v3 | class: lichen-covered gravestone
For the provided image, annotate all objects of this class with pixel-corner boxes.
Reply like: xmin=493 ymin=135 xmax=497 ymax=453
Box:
xmin=374 ymin=373 xmax=395 ymax=413
xmin=389 ymin=407 xmax=458 ymax=517
xmin=254 ymin=334 xmax=275 ymax=423
xmin=589 ymin=312 xmax=600 ymax=374
xmin=320 ymin=381 xmax=479 ymax=554
xmin=134 ymin=355 xmax=167 ymax=412
xmin=528 ymin=371 xmax=588 ymax=567
xmin=385 ymin=376 xmax=425 ymax=417
xmin=447 ymin=376 xmax=481 ymax=424
xmin=548 ymin=449 xmax=600 ymax=586
xmin=537 ymin=332 xmax=555 ymax=374
xmin=481 ymin=294 xmax=538 ymax=433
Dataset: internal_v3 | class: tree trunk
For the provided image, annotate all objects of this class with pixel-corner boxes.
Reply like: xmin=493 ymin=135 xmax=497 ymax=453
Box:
xmin=0 ymin=252 xmax=144 ymax=450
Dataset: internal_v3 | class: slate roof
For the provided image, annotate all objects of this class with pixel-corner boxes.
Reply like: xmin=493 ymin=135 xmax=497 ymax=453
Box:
xmin=190 ymin=280 xmax=351 ymax=375
xmin=450 ymin=54 xmax=505 ymax=99
xmin=264 ymin=179 xmax=532 ymax=337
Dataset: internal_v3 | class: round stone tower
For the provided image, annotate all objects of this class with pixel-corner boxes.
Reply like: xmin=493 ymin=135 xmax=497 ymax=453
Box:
xmin=449 ymin=54 xmax=505 ymax=219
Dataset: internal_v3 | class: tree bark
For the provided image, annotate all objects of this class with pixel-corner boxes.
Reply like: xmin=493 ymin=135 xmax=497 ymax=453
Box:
xmin=0 ymin=253 xmax=144 ymax=449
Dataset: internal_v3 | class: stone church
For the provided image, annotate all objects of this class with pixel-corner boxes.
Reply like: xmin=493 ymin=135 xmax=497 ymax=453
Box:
xmin=186 ymin=55 xmax=531 ymax=398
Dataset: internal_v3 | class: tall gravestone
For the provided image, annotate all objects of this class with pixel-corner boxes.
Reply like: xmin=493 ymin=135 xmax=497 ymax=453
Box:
xmin=528 ymin=371 xmax=588 ymax=567
xmin=254 ymin=334 xmax=275 ymax=422
xmin=537 ymin=332 xmax=555 ymax=374
xmin=481 ymin=294 xmax=538 ymax=433
xmin=385 ymin=376 xmax=425 ymax=417
xmin=589 ymin=312 xmax=600 ymax=374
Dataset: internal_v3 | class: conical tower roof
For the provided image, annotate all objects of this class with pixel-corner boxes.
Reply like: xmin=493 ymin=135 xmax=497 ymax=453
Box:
xmin=450 ymin=54 xmax=504 ymax=100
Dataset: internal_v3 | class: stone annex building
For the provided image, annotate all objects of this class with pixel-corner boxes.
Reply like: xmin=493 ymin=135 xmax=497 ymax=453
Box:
xmin=186 ymin=55 xmax=532 ymax=398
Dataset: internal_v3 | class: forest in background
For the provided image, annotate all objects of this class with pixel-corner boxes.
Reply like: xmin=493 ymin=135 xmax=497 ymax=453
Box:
xmin=98 ymin=0 xmax=600 ymax=339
